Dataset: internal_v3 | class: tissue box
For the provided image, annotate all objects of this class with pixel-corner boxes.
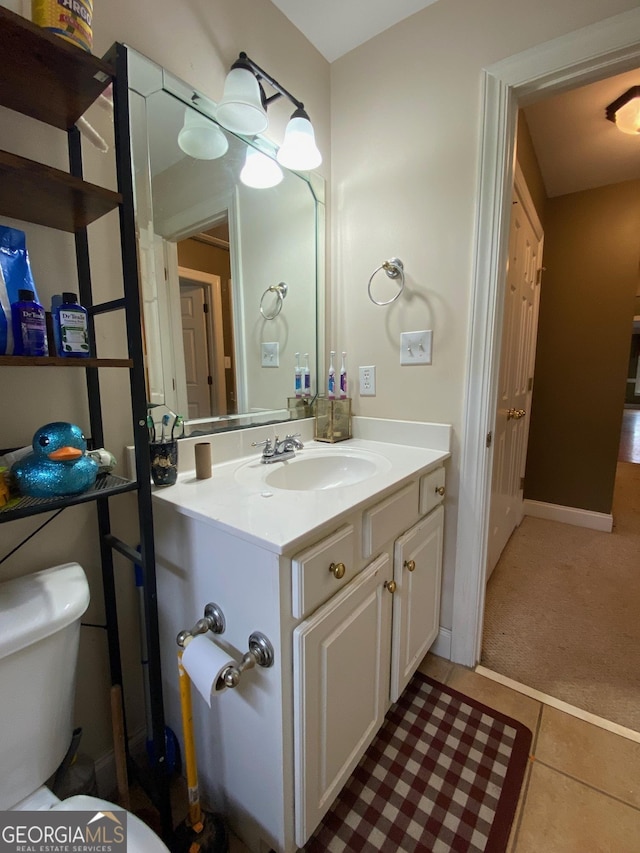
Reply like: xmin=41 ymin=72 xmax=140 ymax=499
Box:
xmin=314 ymin=397 xmax=352 ymax=442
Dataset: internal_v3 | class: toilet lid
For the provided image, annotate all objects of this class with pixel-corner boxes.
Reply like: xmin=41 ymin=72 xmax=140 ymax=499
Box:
xmin=51 ymin=794 xmax=170 ymax=853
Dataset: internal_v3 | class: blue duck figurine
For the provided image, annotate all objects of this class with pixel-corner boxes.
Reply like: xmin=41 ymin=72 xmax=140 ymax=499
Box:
xmin=11 ymin=422 xmax=99 ymax=498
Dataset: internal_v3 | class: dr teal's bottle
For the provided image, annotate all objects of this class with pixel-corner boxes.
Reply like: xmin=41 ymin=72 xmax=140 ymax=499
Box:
xmin=54 ymin=292 xmax=90 ymax=357
xmin=11 ymin=289 xmax=48 ymax=357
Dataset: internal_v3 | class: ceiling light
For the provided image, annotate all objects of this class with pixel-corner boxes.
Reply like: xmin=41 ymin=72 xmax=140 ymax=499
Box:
xmin=605 ymin=86 xmax=640 ymax=135
xmin=240 ymin=148 xmax=283 ymax=189
xmin=178 ymin=107 xmax=229 ymax=159
xmin=216 ymin=64 xmax=269 ymax=136
xmin=276 ymin=107 xmax=322 ymax=171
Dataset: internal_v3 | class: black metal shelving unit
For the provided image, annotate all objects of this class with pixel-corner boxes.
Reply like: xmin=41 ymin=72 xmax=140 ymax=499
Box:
xmin=0 ymin=10 xmax=172 ymax=843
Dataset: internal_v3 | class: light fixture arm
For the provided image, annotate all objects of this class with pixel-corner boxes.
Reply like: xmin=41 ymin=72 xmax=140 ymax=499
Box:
xmin=233 ymin=52 xmax=305 ymax=113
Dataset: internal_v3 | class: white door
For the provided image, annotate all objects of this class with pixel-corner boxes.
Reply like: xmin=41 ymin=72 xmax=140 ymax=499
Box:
xmin=293 ymin=554 xmax=392 ymax=847
xmin=180 ymin=280 xmax=212 ymax=419
xmin=390 ymin=505 xmax=444 ymax=702
xmin=487 ymin=165 xmax=544 ymax=578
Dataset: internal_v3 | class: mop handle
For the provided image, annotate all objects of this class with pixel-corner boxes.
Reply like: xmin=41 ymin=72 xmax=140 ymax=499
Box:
xmin=177 ymin=648 xmax=203 ymax=831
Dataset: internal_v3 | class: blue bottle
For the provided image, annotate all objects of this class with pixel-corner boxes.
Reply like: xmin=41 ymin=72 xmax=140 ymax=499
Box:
xmin=11 ymin=289 xmax=48 ymax=356
xmin=54 ymin=292 xmax=90 ymax=357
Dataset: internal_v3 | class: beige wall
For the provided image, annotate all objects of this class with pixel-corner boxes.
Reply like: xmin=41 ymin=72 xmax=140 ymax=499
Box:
xmin=525 ymin=179 xmax=640 ymax=514
xmin=329 ymin=0 xmax=637 ymax=631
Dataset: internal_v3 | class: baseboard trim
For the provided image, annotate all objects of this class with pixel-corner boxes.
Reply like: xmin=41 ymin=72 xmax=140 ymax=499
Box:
xmin=430 ymin=626 xmax=451 ymax=659
xmin=523 ymin=499 xmax=613 ymax=532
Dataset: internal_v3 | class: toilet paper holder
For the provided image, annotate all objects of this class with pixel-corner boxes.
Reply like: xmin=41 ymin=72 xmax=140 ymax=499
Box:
xmin=176 ymin=602 xmax=274 ymax=689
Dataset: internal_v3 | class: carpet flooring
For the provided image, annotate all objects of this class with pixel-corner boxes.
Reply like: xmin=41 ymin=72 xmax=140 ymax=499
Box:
xmin=303 ymin=672 xmax=532 ymax=852
xmin=482 ymin=461 xmax=640 ymax=732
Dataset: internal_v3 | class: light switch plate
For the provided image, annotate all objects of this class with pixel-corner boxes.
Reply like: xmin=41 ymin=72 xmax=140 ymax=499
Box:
xmin=261 ymin=342 xmax=279 ymax=367
xmin=400 ymin=330 xmax=432 ymax=365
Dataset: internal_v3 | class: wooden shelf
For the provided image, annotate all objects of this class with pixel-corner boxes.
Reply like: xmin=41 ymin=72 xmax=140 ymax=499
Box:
xmin=0 ymin=356 xmax=133 ymax=368
xmin=0 ymin=473 xmax=138 ymax=523
xmin=0 ymin=7 xmax=113 ymax=129
xmin=0 ymin=150 xmax=122 ymax=232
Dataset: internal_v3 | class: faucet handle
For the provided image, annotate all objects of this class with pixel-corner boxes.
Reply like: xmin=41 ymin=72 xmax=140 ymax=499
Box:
xmin=251 ymin=438 xmax=273 ymax=451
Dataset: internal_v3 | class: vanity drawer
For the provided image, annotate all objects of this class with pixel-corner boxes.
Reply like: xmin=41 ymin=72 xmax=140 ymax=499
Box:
xmin=291 ymin=524 xmax=357 ymax=619
xmin=420 ymin=466 xmax=446 ymax=516
xmin=362 ymin=481 xmax=419 ymax=558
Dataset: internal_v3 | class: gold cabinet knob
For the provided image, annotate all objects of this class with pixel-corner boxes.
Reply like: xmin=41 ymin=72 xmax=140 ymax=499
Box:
xmin=404 ymin=559 xmax=416 ymax=572
xmin=435 ymin=485 xmax=445 ymax=496
xmin=384 ymin=580 xmax=397 ymax=594
xmin=329 ymin=561 xmax=346 ymax=580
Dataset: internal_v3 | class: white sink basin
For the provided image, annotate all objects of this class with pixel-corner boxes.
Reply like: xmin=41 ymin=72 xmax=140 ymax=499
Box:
xmin=235 ymin=448 xmax=392 ymax=491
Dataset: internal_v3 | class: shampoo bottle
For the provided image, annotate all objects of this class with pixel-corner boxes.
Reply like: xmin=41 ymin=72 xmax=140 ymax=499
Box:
xmin=340 ymin=352 xmax=347 ymax=398
xmin=294 ymin=352 xmax=302 ymax=398
xmin=54 ymin=292 xmax=90 ymax=357
xmin=303 ymin=353 xmax=311 ymax=397
xmin=11 ymin=289 xmax=48 ymax=356
xmin=327 ymin=350 xmax=336 ymax=398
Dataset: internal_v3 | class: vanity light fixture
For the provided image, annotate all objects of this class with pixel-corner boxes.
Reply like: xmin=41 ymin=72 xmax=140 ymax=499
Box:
xmin=217 ymin=52 xmax=322 ymax=170
xmin=240 ymin=147 xmax=283 ymax=189
xmin=178 ymin=106 xmax=229 ymax=159
xmin=605 ymin=86 xmax=640 ymax=135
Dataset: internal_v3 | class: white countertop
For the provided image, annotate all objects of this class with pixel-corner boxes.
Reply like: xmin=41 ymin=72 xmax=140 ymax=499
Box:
xmin=151 ymin=421 xmax=451 ymax=554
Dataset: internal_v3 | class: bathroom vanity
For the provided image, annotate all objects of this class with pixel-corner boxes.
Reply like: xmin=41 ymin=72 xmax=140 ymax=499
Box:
xmin=152 ymin=420 xmax=450 ymax=852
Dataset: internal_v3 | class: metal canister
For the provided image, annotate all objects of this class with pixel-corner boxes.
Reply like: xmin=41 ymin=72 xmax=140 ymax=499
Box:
xmin=31 ymin=0 xmax=93 ymax=52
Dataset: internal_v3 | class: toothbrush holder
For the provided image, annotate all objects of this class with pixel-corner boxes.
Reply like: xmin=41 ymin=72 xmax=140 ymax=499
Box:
xmin=314 ymin=397 xmax=352 ymax=442
xmin=150 ymin=440 xmax=178 ymax=486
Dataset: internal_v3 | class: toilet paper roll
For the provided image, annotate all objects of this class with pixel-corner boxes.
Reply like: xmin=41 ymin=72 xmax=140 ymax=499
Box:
xmin=195 ymin=442 xmax=212 ymax=479
xmin=181 ymin=635 xmax=235 ymax=707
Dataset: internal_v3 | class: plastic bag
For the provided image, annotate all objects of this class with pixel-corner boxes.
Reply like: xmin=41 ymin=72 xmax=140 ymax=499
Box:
xmin=0 ymin=225 xmax=41 ymax=355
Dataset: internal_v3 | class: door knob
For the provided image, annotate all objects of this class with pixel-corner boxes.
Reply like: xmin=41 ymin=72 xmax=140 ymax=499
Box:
xmin=384 ymin=580 xmax=397 ymax=594
xmin=329 ymin=561 xmax=346 ymax=580
xmin=507 ymin=408 xmax=526 ymax=420
xmin=404 ymin=559 xmax=416 ymax=572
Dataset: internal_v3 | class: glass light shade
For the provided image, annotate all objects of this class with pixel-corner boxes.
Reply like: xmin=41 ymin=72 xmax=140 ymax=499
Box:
xmin=216 ymin=67 xmax=269 ymax=135
xmin=178 ymin=107 xmax=229 ymax=159
xmin=614 ymin=96 xmax=640 ymax=134
xmin=240 ymin=148 xmax=283 ymax=189
xmin=276 ymin=115 xmax=322 ymax=170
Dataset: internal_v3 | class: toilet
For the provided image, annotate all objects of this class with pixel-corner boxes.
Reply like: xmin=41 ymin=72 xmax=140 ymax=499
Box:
xmin=0 ymin=562 xmax=170 ymax=852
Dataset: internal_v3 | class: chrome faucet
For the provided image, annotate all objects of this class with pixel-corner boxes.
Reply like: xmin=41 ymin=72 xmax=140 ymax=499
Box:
xmin=252 ymin=434 xmax=304 ymax=464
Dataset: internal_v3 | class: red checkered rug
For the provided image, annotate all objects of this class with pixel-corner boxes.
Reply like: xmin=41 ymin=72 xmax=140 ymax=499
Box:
xmin=303 ymin=672 xmax=532 ymax=852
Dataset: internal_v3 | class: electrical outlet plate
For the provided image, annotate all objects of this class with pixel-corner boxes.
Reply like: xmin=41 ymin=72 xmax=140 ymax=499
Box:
xmin=359 ymin=365 xmax=376 ymax=396
xmin=400 ymin=330 xmax=432 ymax=365
xmin=261 ymin=342 xmax=279 ymax=367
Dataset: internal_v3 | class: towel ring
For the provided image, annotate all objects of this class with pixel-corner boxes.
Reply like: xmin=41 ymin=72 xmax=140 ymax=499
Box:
xmin=260 ymin=282 xmax=288 ymax=320
xmin=367 ymin=258 xmax=404 ymax=306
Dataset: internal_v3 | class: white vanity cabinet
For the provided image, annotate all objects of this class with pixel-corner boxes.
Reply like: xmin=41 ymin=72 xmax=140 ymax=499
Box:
xmin=153 ymin=452 xmax=446 ymax=853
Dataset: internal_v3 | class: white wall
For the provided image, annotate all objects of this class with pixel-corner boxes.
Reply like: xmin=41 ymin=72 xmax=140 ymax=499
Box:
xmin=329 ymin=0 xmax=638 ymax=637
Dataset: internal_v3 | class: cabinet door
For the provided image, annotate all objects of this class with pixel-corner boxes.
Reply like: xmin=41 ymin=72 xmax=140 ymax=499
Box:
xmin=293 ymin=553 xmax=392 ymax=847
xmin=390 ymin=505 xmax=444 ymax=702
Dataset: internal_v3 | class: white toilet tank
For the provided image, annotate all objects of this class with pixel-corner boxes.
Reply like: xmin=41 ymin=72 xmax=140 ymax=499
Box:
xmin=0 ymin=563 xmax=90 ymax=810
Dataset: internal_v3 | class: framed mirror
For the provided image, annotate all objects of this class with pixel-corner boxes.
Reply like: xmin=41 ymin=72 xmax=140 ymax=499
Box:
xmin=126 ymin=47 xmax=324 ymax=435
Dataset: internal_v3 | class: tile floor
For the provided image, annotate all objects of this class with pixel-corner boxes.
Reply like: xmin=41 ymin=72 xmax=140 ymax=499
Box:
xmin=183 ymin=653 xmax=640 ymax=852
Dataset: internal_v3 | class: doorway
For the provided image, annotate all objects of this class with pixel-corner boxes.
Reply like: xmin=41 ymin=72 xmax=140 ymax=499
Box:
xmin=452 ymin=8 xmax=640 ymax=667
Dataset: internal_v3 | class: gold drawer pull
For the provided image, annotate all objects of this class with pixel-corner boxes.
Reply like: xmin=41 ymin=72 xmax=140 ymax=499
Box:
xmin=404 ymin=559 xmax=416 ymax=572
xmin=435 ymin=485 xmax=445 ymax=496
xmin=329 ymin=561 xmax=346 ymax=580
xmin=384 ymin=580 xmax=397 ymax=594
